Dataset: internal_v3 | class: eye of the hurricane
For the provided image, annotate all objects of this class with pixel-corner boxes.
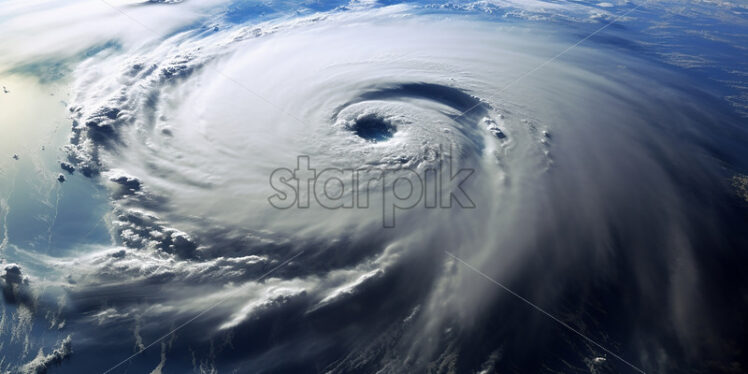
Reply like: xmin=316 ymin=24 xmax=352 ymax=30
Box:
xmin=350 ymin=114 xmax=396 ymax=142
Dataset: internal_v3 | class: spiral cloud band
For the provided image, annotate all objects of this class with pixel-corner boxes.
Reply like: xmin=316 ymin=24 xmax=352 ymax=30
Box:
xmin=1 ymin=0 xmax=747 ymax=373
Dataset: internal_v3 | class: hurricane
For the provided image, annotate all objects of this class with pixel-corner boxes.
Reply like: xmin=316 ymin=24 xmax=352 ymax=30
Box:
xmin=1 ymin=1 xmax=747 ymax=373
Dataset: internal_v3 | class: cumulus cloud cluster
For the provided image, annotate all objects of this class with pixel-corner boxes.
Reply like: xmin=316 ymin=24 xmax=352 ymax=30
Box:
xmin=1 ymin=263 xmax=32 ymax=307
xmin=19 ymin=336 xmax=72 ymax=374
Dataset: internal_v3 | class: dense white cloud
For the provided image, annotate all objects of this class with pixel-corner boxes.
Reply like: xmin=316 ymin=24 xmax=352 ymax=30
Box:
xmin=1 ymin=0 xmax=747 ymax=373
xmin=19 ymin=335 xmax=72 ymax=374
